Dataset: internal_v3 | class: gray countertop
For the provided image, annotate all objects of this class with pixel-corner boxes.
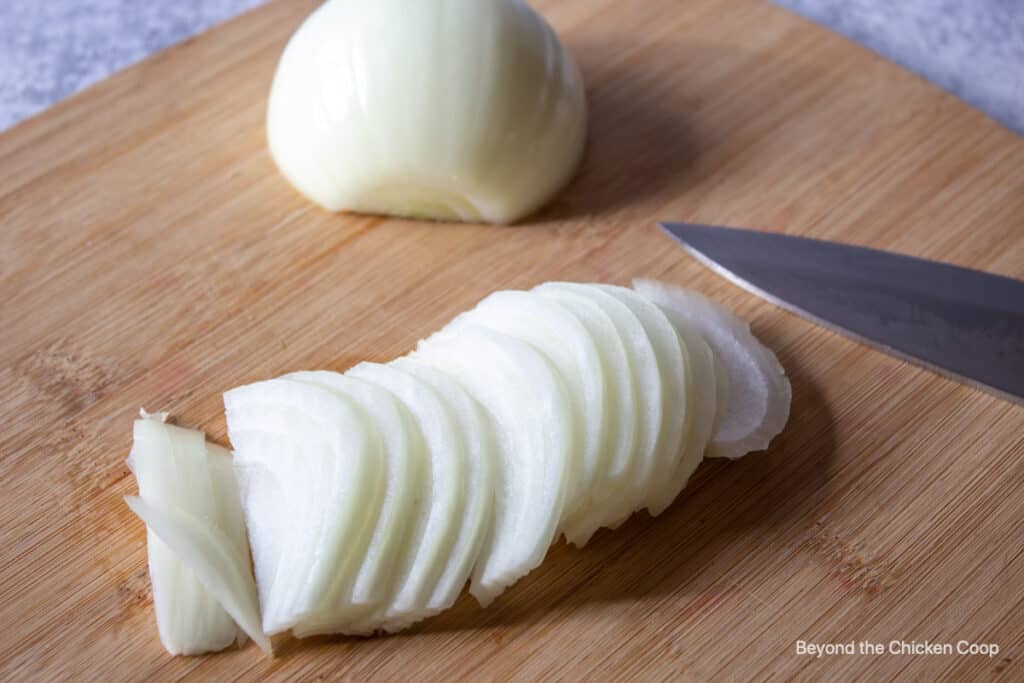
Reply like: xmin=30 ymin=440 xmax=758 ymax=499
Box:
xmin=1 ymin=0 xmax=1022 ymax=136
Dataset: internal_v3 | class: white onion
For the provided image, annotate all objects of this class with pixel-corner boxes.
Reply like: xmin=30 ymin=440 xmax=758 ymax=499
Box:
xmin=595 ymin=285 xmax=690 ymax=518
xmin=266 ymin=0 xmax=587 ymax=224
xmin=532 ymin=283 xmax=640 ymax=546
xmin=649 ymin=312 xmax=717 ymax=514
xmin=225 ymin=378 xmax=386 ymax=634
xmin=285 ymin=371 xmax=424 ymax=635
xmin=125 ymin=413 xmax=268 ymax=655
xmin=343 ymin=363 xmax=466 ymax=633
xmin=390 ymin=357 xmax=496 ymax=615
xmin=442 ymin=290 xmax=604 ymax=525
xmin=412 ymin=325 xmax=574 ymax=605
xmin=125 ymin=498 xmax=269 ymax=654
xmin=632 ymin=279 xmax=792 ymax=459
xmin=130 ymin=280 xmax=791 ymax=651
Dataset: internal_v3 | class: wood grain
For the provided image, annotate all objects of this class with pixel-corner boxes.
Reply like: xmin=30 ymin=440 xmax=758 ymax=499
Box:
xmin=2 ymin=0 xmax=1022 ymax=680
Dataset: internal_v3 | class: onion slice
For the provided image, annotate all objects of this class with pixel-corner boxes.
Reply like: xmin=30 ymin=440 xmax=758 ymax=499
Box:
xmin=532 ymin=282 xmax=639 ymax=546
xmin=280 ymin=371 xmax=422 ymax=637
xmin=444 ymin=290 xmax=602 ymax=524
xmin=125 ymin=496 xmax=269 ymax=653
xmin=345 ymin=361 xmax=471 ymax=632
xmin=391 ymin=357 xmax=496 ymax=615
xmin=225 ymin=379 xmax=385 ymax=634
xmin=125 ymin=414 xmax=268 ymax=655
xmin=413 ymin=325 xmax=573 ymax=605
xmin=642 ymin=308 xmax=717 ymax=514
xmin=594 ymin=285 xmax=689 ymax=518
xmin=633 ymin=279 xmax=791 ymax=458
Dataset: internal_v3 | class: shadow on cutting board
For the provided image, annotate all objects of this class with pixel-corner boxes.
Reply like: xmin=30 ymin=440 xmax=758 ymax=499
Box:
xmin=531 ymin=36 xmax=829 ymax=225
xmin=281 ymin=323 xmax=836 ymax=654
xmin=531 ymin=36 xmax=701 ymax=224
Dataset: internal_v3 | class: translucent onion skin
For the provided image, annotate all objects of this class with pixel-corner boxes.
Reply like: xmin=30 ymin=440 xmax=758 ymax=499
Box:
xmin=267 ymin=0 xmax=588 ymax=224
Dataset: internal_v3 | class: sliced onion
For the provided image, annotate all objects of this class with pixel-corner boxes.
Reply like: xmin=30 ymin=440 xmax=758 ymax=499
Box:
xmin=444 ymin=289 xmax=604 ymax=524
xmin=641 ymin=308 xmax=717 ymax=514
xmin=592 ymin=285 xmax=689 ymax=520
xmin=632 ymin=279 xmax=791 ymax=459
xmin=130 ymin=279 xmax=792 ymax=649
xmin=126 ymin=414 xmax=267 ymax=655
xmin=225 ymin=379 xmax=385 ymax=634
xmin=391 ymin=357 xmax=496 ymax=615
xmin=125 ymin=494 xmax=269 ymax=653
xmin=413 ymin=325 xmax=573 ymax=605
xmin=532 ymin=282 xmax=638 ymax=546
xmin=346 ymin=361 xmax=474 ymax=631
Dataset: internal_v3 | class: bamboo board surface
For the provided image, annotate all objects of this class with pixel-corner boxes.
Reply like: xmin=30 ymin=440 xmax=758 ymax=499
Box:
xmin=2 ymin=0 xmax=1023 ymax=680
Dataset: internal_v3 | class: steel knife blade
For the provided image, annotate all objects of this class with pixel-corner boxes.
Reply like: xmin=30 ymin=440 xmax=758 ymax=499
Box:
xmin=659 ymin=222 xmax=1024 ymax=404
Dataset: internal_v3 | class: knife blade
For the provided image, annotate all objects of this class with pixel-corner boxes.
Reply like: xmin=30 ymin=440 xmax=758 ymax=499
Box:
xmin=659 ymin=222 xmax=1024 ymax=404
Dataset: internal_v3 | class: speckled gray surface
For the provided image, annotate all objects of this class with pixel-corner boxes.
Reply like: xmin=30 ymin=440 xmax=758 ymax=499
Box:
xmin=1 ymin=0 xmax=1022 ymax=135
xmin=0 ymin=0 xmax=266 ymax=130
xmin=774 ymin=0 xmax=1024 ymax=136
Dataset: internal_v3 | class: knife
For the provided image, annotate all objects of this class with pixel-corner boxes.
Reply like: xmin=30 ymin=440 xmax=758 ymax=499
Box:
xmin=659 ymin=222 xmax=1024 ymax=405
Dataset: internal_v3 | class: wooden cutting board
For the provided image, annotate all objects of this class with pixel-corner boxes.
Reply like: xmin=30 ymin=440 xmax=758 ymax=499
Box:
xmin=2 ymin=0 xmax=1022 ymax=680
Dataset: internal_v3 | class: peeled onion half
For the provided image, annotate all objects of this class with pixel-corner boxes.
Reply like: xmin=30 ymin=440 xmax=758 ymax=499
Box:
xmin=267 ymin=0 xmax=588 ymax=224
